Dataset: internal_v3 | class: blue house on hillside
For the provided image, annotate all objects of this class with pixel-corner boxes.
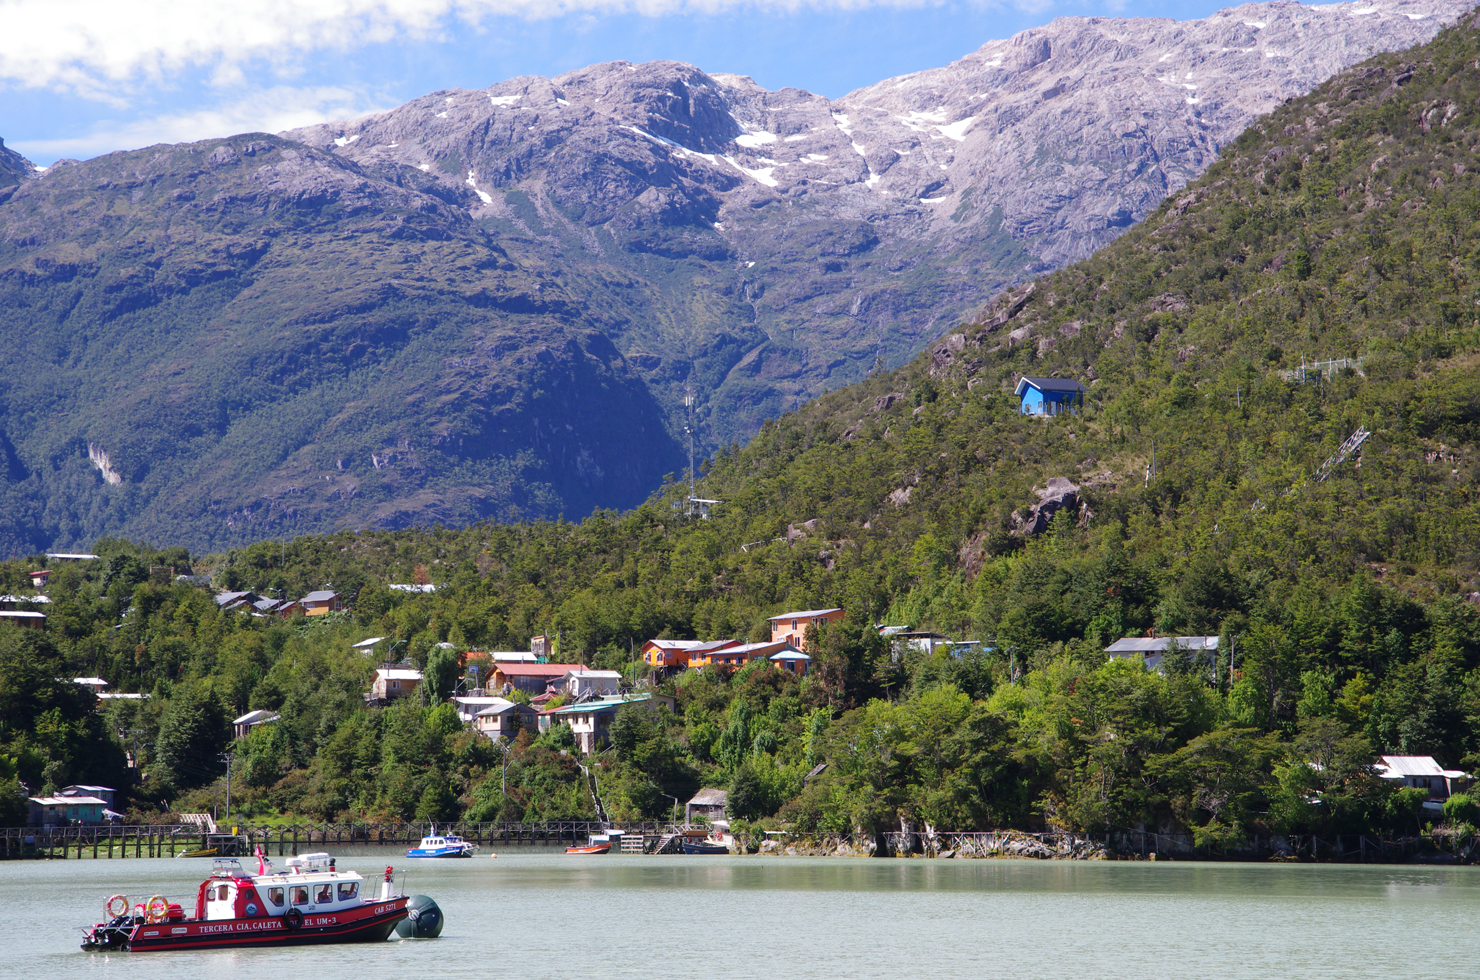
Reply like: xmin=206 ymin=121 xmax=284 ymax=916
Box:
xmin=1015 ymin=377 xmax=1088 ymax=416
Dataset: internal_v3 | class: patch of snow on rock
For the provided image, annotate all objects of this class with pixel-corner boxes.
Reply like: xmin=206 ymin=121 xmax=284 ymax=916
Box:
xmin=937 ymin=118 xmax=976 ymax=142
xmin=735 ymin=131 xmax=777 ymax=147
xmin=333 ymin=134 xmax=360 ymax=147
xmin=489 ymin=94 xmax=522 ymax=106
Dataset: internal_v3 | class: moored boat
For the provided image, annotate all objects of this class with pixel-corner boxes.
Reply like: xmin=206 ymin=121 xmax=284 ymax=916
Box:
xmin=406 ymin=827 xmax=476 ymax=858
xmin=681 ymin=840 xmax=729 ymax=855
xmin=565 ymin=843 xmax=611 ymax=854
xmin=80 ymin=850 xmax=411 ymax=952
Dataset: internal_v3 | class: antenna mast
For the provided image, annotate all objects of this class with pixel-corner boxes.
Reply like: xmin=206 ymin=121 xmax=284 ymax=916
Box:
xmin=685 ymin=389 xmax=696 ymax=500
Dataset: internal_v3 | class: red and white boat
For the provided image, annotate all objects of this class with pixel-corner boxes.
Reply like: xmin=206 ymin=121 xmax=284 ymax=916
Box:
xmin=81 ymin=850 xmax=410 ymax=952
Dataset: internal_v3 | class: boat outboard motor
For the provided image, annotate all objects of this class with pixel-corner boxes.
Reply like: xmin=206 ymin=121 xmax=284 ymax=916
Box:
xmin=394 ymin=895 xmax=443 ymax=939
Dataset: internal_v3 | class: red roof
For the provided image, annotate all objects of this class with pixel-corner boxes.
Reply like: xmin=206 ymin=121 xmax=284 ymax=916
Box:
xmin=494 ymin=662 xmax=585 ymax=677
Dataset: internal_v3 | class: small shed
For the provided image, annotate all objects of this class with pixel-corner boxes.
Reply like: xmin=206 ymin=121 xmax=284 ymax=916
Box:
xmin=1015 ymin=377 xmax=1088 ymax=416
xmin=686 ymin=788 xmax=729 ymax=825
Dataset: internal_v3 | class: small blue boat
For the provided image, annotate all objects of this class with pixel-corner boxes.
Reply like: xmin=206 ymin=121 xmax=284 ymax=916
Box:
xmin=407 ymin=827 xmax=476 ymax=858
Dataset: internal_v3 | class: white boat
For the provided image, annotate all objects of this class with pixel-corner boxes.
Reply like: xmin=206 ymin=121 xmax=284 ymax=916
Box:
xmin=406 ymin=827 xmax=476 ymax=858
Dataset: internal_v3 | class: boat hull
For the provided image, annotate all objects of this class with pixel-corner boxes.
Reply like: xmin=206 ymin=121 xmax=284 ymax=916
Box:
xmin=95 ymin=898 xmax=409 ymax=952
xmin=682 ymin=842 xmax=730 ymax=855
xmin=565 ymin=844 xmax=610 ymax=855
xmin=405 ymin=848 xmax=473 ymax=858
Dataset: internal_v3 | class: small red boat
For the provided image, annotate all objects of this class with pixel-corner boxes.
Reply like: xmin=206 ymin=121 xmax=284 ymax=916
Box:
xmin=566 ymin=844 xmax=611 ymax=855
xmin=81 ymin=850 xmax=410 ymax=952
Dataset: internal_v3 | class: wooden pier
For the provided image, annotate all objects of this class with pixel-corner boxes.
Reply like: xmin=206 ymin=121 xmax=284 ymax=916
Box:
xmin=0 ymin=820 xmax=676 ymax=859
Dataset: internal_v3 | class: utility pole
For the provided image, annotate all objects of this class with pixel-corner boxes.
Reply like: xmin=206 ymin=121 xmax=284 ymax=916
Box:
xmin=219 ymin=751 xmax=233 ymax=825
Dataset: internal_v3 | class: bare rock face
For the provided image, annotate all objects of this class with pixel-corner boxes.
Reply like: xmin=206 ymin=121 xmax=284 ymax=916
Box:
xmin=0 ymin=137 xmax=35 ymax=195
xmin=1013 ymin=477 xmax=1082 ymax=536
xmin=285 ymin=0 xmax=1466 ymax=451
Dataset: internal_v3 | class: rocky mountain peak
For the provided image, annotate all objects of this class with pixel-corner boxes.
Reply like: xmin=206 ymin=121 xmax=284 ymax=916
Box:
xmin=284 ymin=0 xmax=1471 ymax=454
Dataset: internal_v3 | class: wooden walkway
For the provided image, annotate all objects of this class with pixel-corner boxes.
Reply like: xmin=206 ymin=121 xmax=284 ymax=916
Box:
xmin=0 ymin=820 xmax=678 ymax=860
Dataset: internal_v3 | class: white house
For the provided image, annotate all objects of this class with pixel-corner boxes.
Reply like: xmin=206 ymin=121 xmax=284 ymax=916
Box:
xmin=1105 ymin=636 xmax=1220 ymax=671
xmin=1377 ymin=756 xmax=1469 ymax=807
xmin=233 ymin=709 xmax=282 ymax=739
xmin=453 ymin=695 xmax=516 ymax=725
xmin=562 ymin=670 xmax=622 ymax=699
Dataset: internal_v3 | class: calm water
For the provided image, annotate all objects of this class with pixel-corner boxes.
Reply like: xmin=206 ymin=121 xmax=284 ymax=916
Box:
xmin=6 ymin=848 xmax=1480 ymax=979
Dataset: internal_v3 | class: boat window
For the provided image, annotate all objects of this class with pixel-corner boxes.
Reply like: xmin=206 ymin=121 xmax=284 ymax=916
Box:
xmin=266 ymin=887 xmax=284 ymax=906
xmin=215 ymin=885 xmax=230 ymax=901
xmin=315 ymin=884 xmax=333 ymax=904
xmin=291 ymin=886 xmax=309 ymax=906
xmin=337 ymin=882 xmax=358 ymax=901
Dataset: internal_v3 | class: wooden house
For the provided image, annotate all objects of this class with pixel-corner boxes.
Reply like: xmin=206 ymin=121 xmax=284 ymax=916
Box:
xmin=641 ymin=638 xmax=741 ymax=669
xmin=490 ymin=662 xmax=585 ymax=695
xmin=367 ymin=667 xmax=423 ymax=703
xmin=685 ymin=788 xmax=728 ymax=824
xmin=300 ymin=590 xmax=344 ymax=616
xmin=1377 ymin=756 xmax=1469 ymax=806
xmin=538 ymin=693 xmax=676 ymax=755
xmin=562 ymin=670 xmax=622 ymax=698
xmin=1015 ymin=376 xmax=1088 ymax=416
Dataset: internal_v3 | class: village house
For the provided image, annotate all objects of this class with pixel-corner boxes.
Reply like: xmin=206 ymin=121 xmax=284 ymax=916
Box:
xmin=474 ymin=701 xmax=541 ymax=741
xmin=452 ymin=695 xmax=517 ymax=724
xmin=0 ymin=610 xmax=46 ymax=630
xmin=490 ymin=662 xmax=585 ymax=696
xmin=1377 ymin=756 xmax=1470 ymax=808
xmin=0 ymin=594 xmax=49 ymax=611
xmin=538 ymin=693 xmax=676 ymax=755
xmin=641 ymin=638 xmax=741 ymax=669
xmin=562 ymin=669 xmax=622 ymax=699
xmin=29 ymin=793 xmax=109 ymax=826
xmin=1015 ymin=376 xmax=1089 ymax=416
xmin=29 ymin=569 xmax=51 ymax=589
xmin=1105 ymin=635 xmax=1220 ymax=671
xmin=686 ymin=788 xmax=728 ymax=825
xmin=300 ymin=590 xmax=344 ymax=616
xmin=367 ymin=666 xmax=423 ymax=704
xmin=770 ymin=649 xmax=812 ymax=677
xmin=60 ymin=785 xmax=118 ymax=809
xmin=692 ymin=639 xmax=797 ymax=669
xmin=233 ymin=709 xmax=281 ymax=739
xmin=768 ymin=608 xmax=845 ymax=649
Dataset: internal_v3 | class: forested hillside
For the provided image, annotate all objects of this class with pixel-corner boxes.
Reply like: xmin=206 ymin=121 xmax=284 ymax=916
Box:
xmin=8 ymin=17 xmax=1480 ymax=845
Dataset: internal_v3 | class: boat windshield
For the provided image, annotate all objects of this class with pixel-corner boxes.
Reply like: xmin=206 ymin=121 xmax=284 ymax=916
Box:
xmin=211 ymin=859 xmax=246 ymax=877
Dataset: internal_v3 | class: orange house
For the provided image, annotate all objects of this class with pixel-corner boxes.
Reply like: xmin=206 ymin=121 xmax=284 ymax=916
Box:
xmin=641 ymin=638 xmax=742 ymax=668
xmin=692 ymin=639 xmax=793 ymax=669
xmin=767 ymin=608 xmax=845 ymax=650
xmin=300 ymin=590 xmax=344 ymax=616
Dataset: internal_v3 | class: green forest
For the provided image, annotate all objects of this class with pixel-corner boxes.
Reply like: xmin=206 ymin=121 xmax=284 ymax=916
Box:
xmin=7 ymin=20 xmax=1480 ymax=848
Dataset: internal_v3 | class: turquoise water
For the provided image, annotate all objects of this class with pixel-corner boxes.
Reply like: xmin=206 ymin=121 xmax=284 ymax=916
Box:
xmin=6 ymin=849 xmax=1480 ymax=979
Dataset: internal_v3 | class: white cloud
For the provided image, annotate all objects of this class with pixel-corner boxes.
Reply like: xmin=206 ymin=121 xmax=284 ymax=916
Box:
xmin=8 ymin=85 xmax=386 ymax=160
xmin=1 ymin=0 xmax=1023 ymax=95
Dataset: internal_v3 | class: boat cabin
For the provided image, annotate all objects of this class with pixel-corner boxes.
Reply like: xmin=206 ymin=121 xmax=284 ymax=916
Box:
xmin=196 ymin=854 xmax=366 ymax=921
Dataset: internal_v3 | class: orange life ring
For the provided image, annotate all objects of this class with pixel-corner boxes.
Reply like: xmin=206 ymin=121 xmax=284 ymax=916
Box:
xmin=145 ymin=895 xmax=170 ymax=923
xmin=105 ymin=894 xmax=129 ymax=919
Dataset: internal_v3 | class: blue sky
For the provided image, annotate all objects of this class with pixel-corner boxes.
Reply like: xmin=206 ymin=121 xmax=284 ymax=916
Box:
xmin=3 ymin=0 xmax=1238 ymax=165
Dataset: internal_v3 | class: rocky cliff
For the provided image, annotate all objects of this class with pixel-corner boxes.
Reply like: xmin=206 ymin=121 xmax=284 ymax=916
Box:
xmin=288 ymin=0 xmax=1469 ymax=448
xmin=0 ymin=136 xmax=683 ymax=553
